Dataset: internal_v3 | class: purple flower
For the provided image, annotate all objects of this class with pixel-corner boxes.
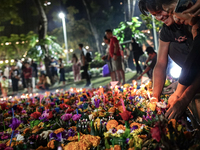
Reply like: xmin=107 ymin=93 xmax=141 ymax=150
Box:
xmin=131 ymin=125 xmax=138 ymax=132
xmin=1 ymin=133 xmax=10 ymax=140
xmin=111 ymin=128 xmax=117 ymax=133
xmin=50 ymin=102 xmax=55 ymax=107
xmin=94 ymin=99 xmax=100 ymax=108
xmin=72 ymin=114 xmax=81 ymax=121
xmin=49 ymin=132 xmax=65 ymax=142
xmin=21 ymin=110 xmax=26 ymax=114
xmin=61 ymin=114 xmax=72 ymax=121
xmin=125 ymin=138 xmax=130 ymax=144
xmin=129 ymin=96 xmax=134 ymax=100
xmin=9 ymin=118 xmax=21 ymax=130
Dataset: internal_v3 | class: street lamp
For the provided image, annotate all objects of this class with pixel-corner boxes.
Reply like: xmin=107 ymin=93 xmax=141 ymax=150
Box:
xmin=59 ymin=12 xmax=69 ymax=63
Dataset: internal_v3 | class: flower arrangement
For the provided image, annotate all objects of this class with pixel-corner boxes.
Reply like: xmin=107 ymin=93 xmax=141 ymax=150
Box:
xmin=0 ymin=83 xmax=199 ymax=150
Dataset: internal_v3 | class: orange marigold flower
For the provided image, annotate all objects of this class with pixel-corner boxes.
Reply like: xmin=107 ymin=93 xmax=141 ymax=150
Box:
xmin=54 ymin=128 xmax=65 ymax=134
xmin=168 ymin=119 xmax=177 ymax=129
xmin=116 ymin=124 xmax=126 ymax=131
xmin=47 ymin=140 xmax=55 ymax=149
xmin=36 ymin=146 xmax=50 ymax=150
xmin=106 ymin=120 xmax=118 ymax=130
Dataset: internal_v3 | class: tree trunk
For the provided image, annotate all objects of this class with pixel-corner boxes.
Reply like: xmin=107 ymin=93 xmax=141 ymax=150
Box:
xmin=131 ymin=0 xmax=136 ymax=17
xmin=82 ymin=0 xmax=101 ymax=54
xmin=128 ymin=0 xmax=131 ymax=21
xmin=33 ymin=0 xmax=53 ymax=83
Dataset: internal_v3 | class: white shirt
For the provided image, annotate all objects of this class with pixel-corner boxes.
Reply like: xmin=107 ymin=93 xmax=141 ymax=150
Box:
xmin=4 ymin=67 xmax=9 ymax=78
xmin=16 ymin=61 xmax=22 ymax=69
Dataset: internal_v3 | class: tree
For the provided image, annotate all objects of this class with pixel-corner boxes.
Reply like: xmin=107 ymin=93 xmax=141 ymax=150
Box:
xmin=0 ymin=0 xmax=24 ymax=32
xmin=0 ymin=31 xmax=37 ymax=59
xmin=27 ymin=35 xmax=63 ymax=61
xmin=113 ymin=17 xmax=146 ymax=45
xmin=82 ymin=0 xmax=102 ymax=54
xmin=33 ymin=0 xmax=53 ymax=82
xmin=140 ymin=14 xmax=163 ymax=32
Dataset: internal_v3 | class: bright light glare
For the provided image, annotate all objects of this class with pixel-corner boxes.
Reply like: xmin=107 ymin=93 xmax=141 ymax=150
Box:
xmin=5 ymin=60 xmax=9 ymax=63
xmin=102 ymin=42 xmax=105 ymax=46
xmin=11 ymin=59 xmax=14 ymax=63
xmin=59 ymin=12 xmax=65 ymax=19
xmin=70 ymin=49 xmax=73 ymax=52
xmin=0 ymin=61 xmax=3 ymax=64
xmin=86 ymin=46 xmax=89 ymax=49
xmin=170 ymin=65 xmax=182 ymax=78
xmin=21 ymin=58 xmax=25 ymax=61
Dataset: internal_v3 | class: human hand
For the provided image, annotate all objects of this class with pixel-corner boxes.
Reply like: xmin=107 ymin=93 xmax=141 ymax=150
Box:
xmin=167 ymin=93 xmax=180 ymax=108
xmin=165 ymin=98 xmax=188 ymax=120
xmin=183 ymin=0 xmax=200 ymax=17
xmin=137 ymin=75 xmax=142 ymax=80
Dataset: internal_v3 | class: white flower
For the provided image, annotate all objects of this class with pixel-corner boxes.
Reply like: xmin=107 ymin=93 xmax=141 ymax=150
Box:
xmin=16 ymin=134 xmax=24 ymax=141
xmin=40 ymin=130 xmax=53 ymax=139
xmin=108 ymin=129 xmax=113 ymax=133
xmin=89 ymin=114 xmax=94 ymax=120
xmin=157 ymin=102 xmax=167 ymax=108
xmin=116 ymin=129 xmax=125 ymax=134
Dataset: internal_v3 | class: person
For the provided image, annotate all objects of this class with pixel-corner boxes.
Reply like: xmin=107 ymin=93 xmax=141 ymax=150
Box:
xmin=4 ymin=65 xmax=9 ymax=79
xmin=157 ymin=0 xmax=200 ymax=120
xmin=105 ymin=29 xmax=125 ymax=85
xmin=15 ymin=59 xmax=22 ymax=70
xmin=36 ymin=74 xmax=51 ymax=90
xmin=138 ymin=0 xmax=193 ymax=103
xmin=23 ymin=62 xmax=33 ymax=94
xmin=72 ymin=54 xmax=81 ymax=82
xmin=129 ymin=37 xmax=143 ymax=74
xmin=79 ymin=44 xmax=91 ymax=87
xmin=58 ymin=58 xmax=66 ymax=85
xmin=21 ymin=61 xmax=27 ymax=91
xmin=1 ymin=76 xmax=9 ymax=98
xmin=137 ymin=47 xmax=157 ymax=80
xmin=31 ymin=60 xmax=38 ymax=90
xmin=49 ymin=58 xmax=58 ymax=83
xmin=183 ymin=0 xmax=200 ymax=17
xmin=39 ymin=61 xmax=46 ymax=75
xmin=10 ymin=66 xmax=20 ymax=95
xmin=102 ymin=36 xmax=116 ymax=81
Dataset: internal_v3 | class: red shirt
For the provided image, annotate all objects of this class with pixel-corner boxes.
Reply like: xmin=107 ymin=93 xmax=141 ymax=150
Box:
xmin=109 ymin=36 xmax=121 ymax=57
xmin=23 ymin=67 xmax=32 ymax=79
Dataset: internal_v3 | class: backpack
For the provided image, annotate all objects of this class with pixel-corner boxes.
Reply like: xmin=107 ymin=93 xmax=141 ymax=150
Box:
xmin=86 ymin=52 xmax=92 ymax=62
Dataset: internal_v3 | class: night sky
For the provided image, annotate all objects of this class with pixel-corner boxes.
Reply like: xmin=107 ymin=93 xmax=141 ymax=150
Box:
xmin=0 ymin=0 xmax=142 ymax=37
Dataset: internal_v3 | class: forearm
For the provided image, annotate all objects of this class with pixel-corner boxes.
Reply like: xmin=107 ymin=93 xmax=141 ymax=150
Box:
xmin=140 ymin=67 xmax=151 ymax=76
xmin=152 ymin=64 xmax=167 ymax=99
xmin=180 ymin=72 xmax=200 ymax=105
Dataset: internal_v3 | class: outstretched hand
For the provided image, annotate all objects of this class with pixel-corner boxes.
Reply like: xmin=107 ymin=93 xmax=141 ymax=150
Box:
xmin=167 ymin=93 xmax=180 ymax=107
xmin=183 ymin=0 xmax=200 ymax=17
xmin=165 ymin=98 xmax=188 ymax=120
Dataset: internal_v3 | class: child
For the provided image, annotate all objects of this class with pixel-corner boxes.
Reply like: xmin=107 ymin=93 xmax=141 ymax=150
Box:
xmin=1 ymin=76 xmax=9 ymax=98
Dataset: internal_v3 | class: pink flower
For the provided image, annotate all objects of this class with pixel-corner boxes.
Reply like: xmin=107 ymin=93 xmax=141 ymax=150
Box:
xmin=72 ymin=114 xmax=81 ymax=121
xmin=61 ymin=114 xmax=72 ymax=121
xmin=151 ymin=125 xmax=161 ymax=142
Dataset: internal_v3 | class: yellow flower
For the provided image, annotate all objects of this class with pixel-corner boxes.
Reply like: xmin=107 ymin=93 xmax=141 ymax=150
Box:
xmin=38 ymin=122 xmax=44 ymax=128
xmin=94 ymin=118 xmax=101 ymax=129
xmin=104 ymin=132 xmax=110 ymax=138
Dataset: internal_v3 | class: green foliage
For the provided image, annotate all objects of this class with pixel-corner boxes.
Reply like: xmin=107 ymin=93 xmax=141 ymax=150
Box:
xmin=0 ymin=31 xmax=37 ymax=59
xmin=140 ymin=14 xmax=163 ymax=32
xmin=0 ymin=0 xmax=24 ymax=31
xmin=94 ymin=52 xmax=103 ymax=62
xmin=27 ymin=35 xmax=63 ymax=61
xmin=113 ymin=17 xmax=146 ymax=45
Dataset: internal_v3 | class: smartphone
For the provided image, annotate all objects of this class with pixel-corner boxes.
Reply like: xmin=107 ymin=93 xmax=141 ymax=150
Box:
xmin=175 ymin=0 xmax=196 ymax=13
